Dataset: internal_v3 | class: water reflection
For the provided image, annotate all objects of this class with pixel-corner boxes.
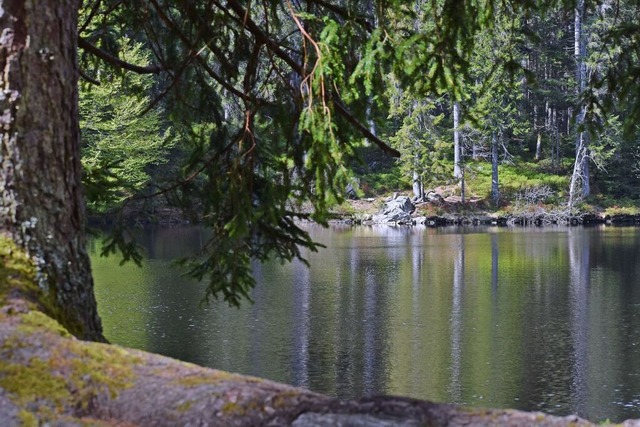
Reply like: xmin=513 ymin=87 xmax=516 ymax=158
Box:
xmin=569 ymin=229 xmax=590 ymax=416
xmin=92 ymin=225 xmax=640 ymax=422
xmin=450 ymin=234 xmax=465 ymax=402
xmin=292 ymin=259 xmax=310 ymax=388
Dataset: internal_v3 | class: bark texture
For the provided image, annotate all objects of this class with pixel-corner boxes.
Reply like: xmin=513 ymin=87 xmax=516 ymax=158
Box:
xmin=0 ymin=0 xmax=103 ymax=340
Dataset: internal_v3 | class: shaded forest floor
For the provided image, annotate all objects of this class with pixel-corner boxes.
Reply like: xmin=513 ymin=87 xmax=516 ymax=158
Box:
xmin=331 ymin=188 xmax=640 ymax=226
xmin=91 ymin=146 xmax=640 ymax=227
xmin=331 ymin=146 xmax=640 ymax=226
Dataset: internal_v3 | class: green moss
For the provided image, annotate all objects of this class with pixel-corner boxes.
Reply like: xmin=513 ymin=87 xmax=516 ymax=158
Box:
xmin=221 ymin=401 xmax=242 ymax=415
xmin=18 ymin=311 xmax=72 ymax=338
xmin=18 ymin=409 xmax=38 ymax=426
xmin=172 ymin=371 xmax=238 ymax=387
xmin=0 ymin=236 xmax=84 ymax=337
xmin=66 ymin=342 xmax=139 ymax=400
xmin=0 ymin=331 xmax=139 ymax=419
xmin=221 ymin=400 xmax=260 ymax=416
xmin=0 ymin=358 xmax=69 ymax=407
xmin=0 ymin=237 xmax=39 ymax=306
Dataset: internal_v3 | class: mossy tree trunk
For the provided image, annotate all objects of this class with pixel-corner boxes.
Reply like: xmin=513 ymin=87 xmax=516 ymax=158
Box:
xmin=0 ymin=0 xmax=104 ymax=341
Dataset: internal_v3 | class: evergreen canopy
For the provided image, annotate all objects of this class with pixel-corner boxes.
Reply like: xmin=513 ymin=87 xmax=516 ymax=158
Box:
xmin=78 ymin=0 xmax=640 ymax=305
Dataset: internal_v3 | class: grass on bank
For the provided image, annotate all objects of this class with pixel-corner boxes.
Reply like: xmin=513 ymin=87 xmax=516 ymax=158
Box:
xmin=343 ymin=154 xmax=640 ymax=217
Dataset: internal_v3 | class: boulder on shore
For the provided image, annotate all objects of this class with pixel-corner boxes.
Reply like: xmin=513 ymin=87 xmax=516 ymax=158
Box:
xmin=372 ymin=195 xmax=415 ymax=224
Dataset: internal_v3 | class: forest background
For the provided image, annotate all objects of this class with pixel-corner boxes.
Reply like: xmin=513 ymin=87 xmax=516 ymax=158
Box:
xmin=83 ymin=0 xmax=640 ymax=217
xmin=1 ymin=0 xmax=640 ymax=423
xmin=76 ymin=0 xmax=640 ymax=308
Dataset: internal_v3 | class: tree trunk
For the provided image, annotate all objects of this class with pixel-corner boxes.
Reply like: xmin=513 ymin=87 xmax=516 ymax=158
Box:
xmin=569 ymin=0 xmax=590 ymax=207
xmin=535 ymin=132 xmax=543 ymax=161
xmin=491 ymin=132 xmax=500 ymax=207
xmin=453 ymin=101 xmax=462 ymax=179
xmin=365 ymin=97 xmax=375 ymax=147
xmin=412 ymin=170 xmax=424 ymax=200
xmin=534 ymin=104 xmax=542 ymax=161
xmin=568 ymin=143 xmax=588 ymax=212
xmin=0 ymin=0 xmax=104 ymax=341
xmin=553 ymin=108 xmax=560 ymax=172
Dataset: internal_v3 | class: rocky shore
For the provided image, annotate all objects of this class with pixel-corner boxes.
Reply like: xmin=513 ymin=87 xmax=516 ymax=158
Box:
xmin=332 ymin=193 xmax=640 ymax=227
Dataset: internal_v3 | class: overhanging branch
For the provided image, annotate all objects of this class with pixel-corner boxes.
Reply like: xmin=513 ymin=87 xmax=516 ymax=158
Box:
xmin=79 ymin=68 xmax=100 ymax=85
xmin=307 ymin=0 xmax=375 ymax=32
xmin=332 ymin=95 xmax=401 ymax=157
xmin=147 ymin=0 xmax=256 ymax=104
xmin=224 ymin=0 xmax=399 ymax=157
xmin=78 ymin=38 xmax=166 ymax=74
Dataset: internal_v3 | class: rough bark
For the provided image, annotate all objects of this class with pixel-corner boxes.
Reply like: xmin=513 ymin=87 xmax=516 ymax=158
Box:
xmin=0 ymin=0 xmax=104 ymax=340
xmin=0 ymin=238 xmax=618 ymax=426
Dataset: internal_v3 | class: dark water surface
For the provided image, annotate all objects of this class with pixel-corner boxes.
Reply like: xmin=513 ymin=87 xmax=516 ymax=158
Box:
xmin=91 ymin=225 xmax=640 ymax=422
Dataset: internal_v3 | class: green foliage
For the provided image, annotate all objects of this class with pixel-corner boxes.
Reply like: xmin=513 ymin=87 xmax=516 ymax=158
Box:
xmin=75 ymin=0 xmax=640 ymax=308
xmin=80 ymin=39 xmax=174 ymax=214
xmin=387 ymin=89 xmax=453 ymax=188
xmin=359 ymin=167 xmax=411 ymax=196
xmin=467 ymin=161 xmax=568 ymax=201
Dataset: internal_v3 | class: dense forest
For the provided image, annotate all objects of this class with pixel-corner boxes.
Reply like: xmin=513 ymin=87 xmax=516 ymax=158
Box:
xmin=72 ymin=0 xmax=640 ymax=306
xmin=80 ymin=0 xmax=640 ymax=214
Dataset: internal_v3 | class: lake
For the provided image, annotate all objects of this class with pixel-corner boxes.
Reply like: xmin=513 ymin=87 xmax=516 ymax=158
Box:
xmin=91 ymin=224 xmax=640 ymax=423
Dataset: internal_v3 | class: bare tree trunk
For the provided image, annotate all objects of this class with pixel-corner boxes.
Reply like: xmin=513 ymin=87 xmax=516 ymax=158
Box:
xmin=569 ymin=0 xmax=590 ymax=207
xmin=412 ymin=171 xmax=424 ymax=200
xmin=411 ymin=100 xmax=424 ymax=200
xmin=0 ymin=0 xmax=104 ymax=341
xmin=534 ymin=104 xmax=543 ymax=161
xmin=365 ymin=98 xmax=375 ymax=147
xmin=553 ymin=108 xmax=560 ymax=172
xmin=460 ymin=170 xmax=466 ymax=204
xmin=568 ymin=145 xmax=585 ymax=212
xmin=452 ymin=102 xmax=465 ymax=202
xmin=491 ymin=132 xmax=500 ymax=207
xmin=453 ymin=102 xmax=462 ymax=179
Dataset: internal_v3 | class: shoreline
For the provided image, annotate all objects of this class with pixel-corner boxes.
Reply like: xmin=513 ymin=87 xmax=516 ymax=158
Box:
xmin=329 ymin=195 xmax=640 ymax=227
xmin=88 ymin=193 xmax=640 ymax=228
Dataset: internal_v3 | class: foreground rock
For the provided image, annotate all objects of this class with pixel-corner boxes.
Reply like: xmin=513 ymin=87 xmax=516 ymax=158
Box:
xmin=0 ymin=237 xmax=634 ymax=426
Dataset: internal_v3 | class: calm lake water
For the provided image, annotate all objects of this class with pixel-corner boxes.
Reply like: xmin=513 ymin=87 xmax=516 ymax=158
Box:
xmin=91 ymin=225 xmax=640 ymax=423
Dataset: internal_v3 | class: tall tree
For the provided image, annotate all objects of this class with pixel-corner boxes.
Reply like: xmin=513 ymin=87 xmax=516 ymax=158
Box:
xmin=462 ymin=5 xmax=527 ymax=208
xmin=0 ymin=0 xmax=103 ymax=340
xmin=80 ymin=39 xmax=174 ymax=215
xmin=568 ymin=0 xmax=590 ymax=209
xmin=453 ymin=101 xmax=463 ymax=180
xmin=453 ymin=101 xmax=465 ymax=202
